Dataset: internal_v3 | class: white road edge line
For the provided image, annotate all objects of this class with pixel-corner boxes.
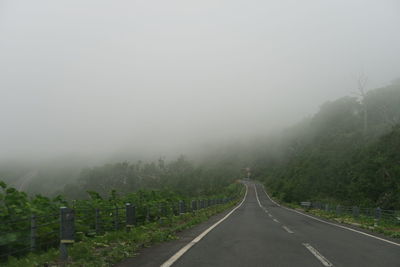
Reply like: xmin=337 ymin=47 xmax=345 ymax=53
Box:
xmin=282 ymin=225 xmax=294 ymax=233
xmin=259 ymin=183 xmax=400 ymax=247
xmin=273 ymin=218 xmax=280 ymax=223
xmin=160 ymin=184 xmax=249 ymax=267
xmin=303 ymin=243 xmax=333 ymax=267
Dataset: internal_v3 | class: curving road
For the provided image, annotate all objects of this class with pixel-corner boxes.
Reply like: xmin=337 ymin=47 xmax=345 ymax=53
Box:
xmin=117 ymin=181 xmax=400 ymax=267
xmin=164 ymin=183 xmax=400 ymax=267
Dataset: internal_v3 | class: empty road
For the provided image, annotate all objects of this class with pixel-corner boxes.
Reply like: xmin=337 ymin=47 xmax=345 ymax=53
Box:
xmin=162 ymin=182 xmax=399 ymax=267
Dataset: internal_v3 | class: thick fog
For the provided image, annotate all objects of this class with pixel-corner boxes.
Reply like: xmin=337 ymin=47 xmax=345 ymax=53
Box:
xmin=1 ymin=0 xmax=399 ymax=162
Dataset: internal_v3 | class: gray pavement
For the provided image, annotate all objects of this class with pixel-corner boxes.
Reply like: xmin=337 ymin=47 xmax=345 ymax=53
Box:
xmin=116 ymin=182 xmax=400 ymax=267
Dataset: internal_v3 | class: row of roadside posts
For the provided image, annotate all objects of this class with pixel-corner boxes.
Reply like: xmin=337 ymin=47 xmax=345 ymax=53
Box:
xmin=58 ymin=198 xmax=231 ymax=262
xmin=300 ymin=202 xmax=398 ymax=223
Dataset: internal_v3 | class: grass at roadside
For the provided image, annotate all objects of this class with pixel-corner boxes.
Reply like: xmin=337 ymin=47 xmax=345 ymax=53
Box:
xmin=4 ymin=200 xmax=240 ymax=267
xmin=306 ymin=209 xmax=400 ymax=239
xmin=262 ymin=185 xmax=400 ymax=239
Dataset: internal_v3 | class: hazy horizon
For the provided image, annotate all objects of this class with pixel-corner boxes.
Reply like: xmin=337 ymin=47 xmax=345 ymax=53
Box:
xmin=1 ymin=0 xmax=399 ymax=163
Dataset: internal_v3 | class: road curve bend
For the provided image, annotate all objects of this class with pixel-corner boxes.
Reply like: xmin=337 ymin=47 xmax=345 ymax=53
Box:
xmin=163 ymin=181 xmax=400 ymax=267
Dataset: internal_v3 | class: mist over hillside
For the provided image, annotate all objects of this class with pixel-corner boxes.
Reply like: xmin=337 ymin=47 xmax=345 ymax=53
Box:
xmin=0 ymin=1 xmax=399 ymax=201
xmin=1 ymin=2 xmax=400 ymax=265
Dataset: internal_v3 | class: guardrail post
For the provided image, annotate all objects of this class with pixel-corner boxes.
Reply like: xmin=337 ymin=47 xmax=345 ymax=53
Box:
xmin=179 ymin=200 xmax=185 ymax=214
xmin=60 ymin=207 xmax=75 ymax=262
xmin=95 ymin=208 xmax=101 ymax=235
xmin=375 ymin=207 xmax=381 ymax=220
xmin=352 ymin=206 xmax=359 ymax=218
xmin=336 ymin=205 xmax=341 ymax=216
xmin=325 ymin=204 xmax=329 ymax=212
xmin=126 ymin=203 xmax=135 ymax=231
xmin=30 ymin=214 xmax=36 ymax=252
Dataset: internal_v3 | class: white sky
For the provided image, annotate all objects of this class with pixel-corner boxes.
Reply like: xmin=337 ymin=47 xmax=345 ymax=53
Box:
xmin=0 ymin=0 xmax=399 ymax=160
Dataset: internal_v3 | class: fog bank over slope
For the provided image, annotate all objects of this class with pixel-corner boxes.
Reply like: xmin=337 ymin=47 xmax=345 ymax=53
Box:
xmin=1 ymin=0 xmax=399 ymax=162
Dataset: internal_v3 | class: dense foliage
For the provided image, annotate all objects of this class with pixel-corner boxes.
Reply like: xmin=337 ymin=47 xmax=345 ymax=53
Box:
xmin=4 ymin=199 xmax=240 ymax=267
xmin=253 ymin=82 xmax=400 ymax=209
xmin=0 ymin=179 xmax=242 ymax=261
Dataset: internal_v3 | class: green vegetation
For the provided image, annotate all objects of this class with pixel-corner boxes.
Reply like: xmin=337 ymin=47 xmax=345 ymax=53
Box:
xmin=307 ymin=209 xmax=400 ymax=239
xmin=0 ymin=166 xmax=243 ymax=264
xmin=2 ymin=79 xmax=400 ymax=264
xmin=253 ymin=82 xmax=400 ymax=209
xmin=60 ymin=155 xmax=241 ymax=200
xmin=264 ymin=192 xmax=400 ymax=239
xmin=4 ymin=199 xmax=240 ymax=267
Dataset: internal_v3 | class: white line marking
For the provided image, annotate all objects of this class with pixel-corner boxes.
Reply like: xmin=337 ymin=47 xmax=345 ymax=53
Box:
xmin=256 ymin=185 xmax=282 ymax=224
xmin=160 ymin=184 xmax=249 ymax=267
xmin=259 ymin=183 xmax=400 ymax=247
xmin=254 ymin=184 xmax=263 ymax=208
xmin=282 ymin=225 xmax=294 ymax=233
xmin=303 ymin=243 xmax=333 ymax=267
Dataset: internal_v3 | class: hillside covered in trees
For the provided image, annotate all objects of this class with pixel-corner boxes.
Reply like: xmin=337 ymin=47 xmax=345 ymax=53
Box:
xmin=253 ymin=80 xmax=400 ymax=209
xmin=1 ymin=81 xmax=399 ymax=210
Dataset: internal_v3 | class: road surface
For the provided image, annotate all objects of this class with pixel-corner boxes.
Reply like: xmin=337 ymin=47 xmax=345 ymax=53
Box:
xmin=118 ymin=181 xmax=400 ymax=267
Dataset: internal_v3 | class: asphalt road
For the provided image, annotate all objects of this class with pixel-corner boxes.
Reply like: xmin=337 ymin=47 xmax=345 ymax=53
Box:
xmin=117 ymin=181 xmax=400 ymax=267
xmin=168 ymin=182 xmax=399 ymax=267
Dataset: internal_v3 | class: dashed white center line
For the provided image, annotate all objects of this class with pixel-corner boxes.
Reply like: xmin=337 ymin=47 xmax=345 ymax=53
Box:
xmin=303 ymin=243 xmax=333 ymax=267
xmin=282 ymin=225 xmax=294 ymax=233
xmin=255 ymin=184 xmax=283 ymax=225
xmin=259 ymin=183 xmax=400 ymax=248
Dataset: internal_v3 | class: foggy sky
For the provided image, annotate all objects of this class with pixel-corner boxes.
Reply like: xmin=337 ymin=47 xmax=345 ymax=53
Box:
xmin=1 ymin=0 xmax=399 ymax=161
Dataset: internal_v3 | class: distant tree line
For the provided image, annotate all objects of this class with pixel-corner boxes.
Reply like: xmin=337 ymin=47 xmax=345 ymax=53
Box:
xmin=60 ymin=156 xmax=241 ymax=200
xmin=2 ymin=80 xmax=399 ymax=210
